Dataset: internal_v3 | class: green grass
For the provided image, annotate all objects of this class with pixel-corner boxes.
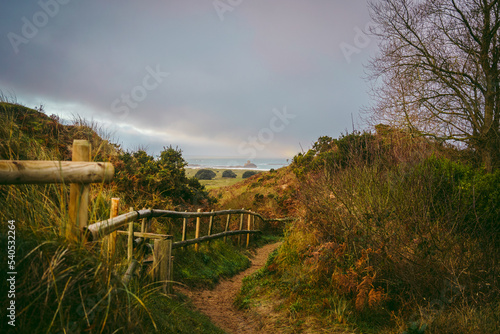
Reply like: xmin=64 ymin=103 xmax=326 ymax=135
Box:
xmin=143 ymin=293 xmax=225 ymax=334
xmin=234 ymin=244 xmax=357 ymax=333
xmin=173 ymin=240 xmax=251 ymax=288
xmin=172 ymin=234 xmax=282 ymax=289
xmin=185 ymin=168 xmax=260 ymax=189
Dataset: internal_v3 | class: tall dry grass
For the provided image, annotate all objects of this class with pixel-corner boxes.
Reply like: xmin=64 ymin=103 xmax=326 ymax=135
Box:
xmin=265 ymin=129 xmax=499 ymax=332
xmin=0 ymin=102 xmax=163 ymax=333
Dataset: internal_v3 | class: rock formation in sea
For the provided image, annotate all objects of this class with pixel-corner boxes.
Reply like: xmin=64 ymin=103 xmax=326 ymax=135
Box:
xmin=243 ymin=160 xmax=257 ymax=168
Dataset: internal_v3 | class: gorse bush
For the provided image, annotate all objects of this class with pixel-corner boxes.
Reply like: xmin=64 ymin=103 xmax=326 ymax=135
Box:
xmin=114 ymin=147 xmax=211 ymax=209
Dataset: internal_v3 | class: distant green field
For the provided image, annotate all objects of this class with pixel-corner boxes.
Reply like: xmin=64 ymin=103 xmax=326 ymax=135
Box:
xmin=186 ymin=168 xmax=262 ymax=189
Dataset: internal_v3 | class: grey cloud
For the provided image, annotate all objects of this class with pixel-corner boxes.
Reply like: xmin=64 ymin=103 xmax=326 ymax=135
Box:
xmin=1 ymin=0 xmax=376 ymax=158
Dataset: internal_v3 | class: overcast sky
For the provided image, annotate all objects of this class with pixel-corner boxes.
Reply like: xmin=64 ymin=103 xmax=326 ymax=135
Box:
xmin=1 ymin=0 xmax=378 ymax=159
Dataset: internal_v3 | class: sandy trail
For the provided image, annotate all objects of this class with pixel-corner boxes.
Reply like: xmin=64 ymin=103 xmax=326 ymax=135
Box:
xmin=178 ymin=242 xmax=281 ymax=334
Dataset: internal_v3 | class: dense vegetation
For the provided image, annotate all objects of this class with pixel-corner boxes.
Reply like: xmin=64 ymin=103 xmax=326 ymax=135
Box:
xmin=222 ymin=170 xmax=237 ymax=178
xmin=194 ymin=169 xmax=217 ymax=180
xmin=235 ymin=128 xmax=500 ymax=333
xmin=114 ymin=148 xmax=211 ymax=209
xmin=2 ymin=100 xmax=499 ymax=333
xmin=242 ymin=170 xmax=260 ymax=179
xmin=0 ymin=102 xmax=249 ymax=333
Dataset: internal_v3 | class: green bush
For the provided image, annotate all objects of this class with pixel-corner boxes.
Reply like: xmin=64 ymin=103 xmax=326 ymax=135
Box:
xmin=195 ymin=169 xmax=217 ymax=180
xmin=222 ymin=170 xmax=237 ymax=178
xmin=408 ymin=156 xmax=500 ymax=242
xmin=242 ymin=171 xmax=260 ymax=179
xmin=114 ymin=147 xmax=212 ymax=208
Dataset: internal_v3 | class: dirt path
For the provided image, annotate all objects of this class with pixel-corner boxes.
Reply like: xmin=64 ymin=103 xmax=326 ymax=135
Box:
xmin=178 ymin=242 xmax=281 ymax=334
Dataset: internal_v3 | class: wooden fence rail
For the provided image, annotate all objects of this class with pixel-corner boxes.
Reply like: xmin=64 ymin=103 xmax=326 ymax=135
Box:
xmin=86 ymin=203 xmax=289 ymax=293
xmin=0 ymin=139 xmax=115 ymax=240
xmin=0 ymin=160 xmax=114 ymax=184
xmin=85 ymin=208 xmax=275 ymax=241
xmin=1 ymin=140 xmax=292 ymax=294
xmin=171 ymin=230 xmax=262 ymax=249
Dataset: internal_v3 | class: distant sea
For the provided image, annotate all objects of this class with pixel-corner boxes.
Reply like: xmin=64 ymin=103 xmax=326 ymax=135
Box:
xmin=184 ymin=157 xmax=290 ymax=171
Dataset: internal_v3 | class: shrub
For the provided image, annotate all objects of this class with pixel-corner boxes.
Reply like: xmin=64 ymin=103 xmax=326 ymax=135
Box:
xmin=242 ymin=171 xmax=260 ymax=179
xmin=195 ymin=169 xmax=217 ymax=180
xmin=222 ymin=170 xmax=237 ymax=178
xmin=260 ymin=133 xmax=499 ymax=331
xmin=114 ymin=146 xmax=212 ymax=207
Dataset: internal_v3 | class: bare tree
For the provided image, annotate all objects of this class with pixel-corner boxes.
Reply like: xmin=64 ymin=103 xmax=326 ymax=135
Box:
xmin=367 ymin=0 xmax=500 ymax=171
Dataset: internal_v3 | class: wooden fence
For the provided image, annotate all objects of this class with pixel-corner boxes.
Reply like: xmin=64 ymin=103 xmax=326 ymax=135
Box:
xmin=1 ymin=139 xmax=292 ymax=293
xmin=0 ymin=139 xmax=114 ymax=240
xmin=86 ymin=204 xmax=277 ymax=293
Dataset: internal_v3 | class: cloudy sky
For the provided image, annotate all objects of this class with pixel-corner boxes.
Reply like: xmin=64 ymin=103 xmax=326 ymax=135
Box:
xmin=1 ymin=0 xmax=378 ymax=159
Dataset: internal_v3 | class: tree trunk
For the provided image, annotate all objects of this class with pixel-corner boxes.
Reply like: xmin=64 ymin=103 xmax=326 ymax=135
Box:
xmin=483 ymin=148 xmax=493 ymax=173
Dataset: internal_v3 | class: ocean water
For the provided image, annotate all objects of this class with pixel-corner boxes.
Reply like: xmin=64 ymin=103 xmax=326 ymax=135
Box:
xmin=185 ymin=157 xmax=290 ymax=171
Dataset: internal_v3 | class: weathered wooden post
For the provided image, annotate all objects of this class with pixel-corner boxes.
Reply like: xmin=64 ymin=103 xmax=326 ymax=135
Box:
xmin=140 ymin=207 xmax=147 ymax=233
xmin=106 ymin=198 xmax=120 ymax=257
xmin=224 ymin=209 xmax=231 ymax=243
xmin=246 ymin=213 xmax=252 ymax=248
xmin=182 ymin=210 xmax=187 ymax=242
xmin=145 ymin=207 xmax=152 ymax=233
xmin=153 ymin=236 xmax=173 ymax=294
xmin=128 ymin=207 xmax=134 ymax=261
xmin=122 ymin=259 xmax=139 ymax=286
xmin=207 ymin=210 xmax=214 ymax=245
xmin=252 ymin=214 xmax=255 ymax=235
xmin=238 ymin=208 xmax=244 ymax=246
xmin=195 ymin=208 xmax=201 ymax=252
xmin=67 ymin=140 xmax=91 ymax=240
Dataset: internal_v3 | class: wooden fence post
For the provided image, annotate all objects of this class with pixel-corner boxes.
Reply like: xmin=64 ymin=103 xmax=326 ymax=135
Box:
xmin=207 ymin=210 xmax=214 ymax=245
xmin=246 ymin=213 xmax=252 ymax=248
xmin=140 ymin=207 xmax=147 ymax=233
xmin=252 ymin=214 xmax=255 ymax=234
xmin=122 ymin=259 xmax=139 ymax=286
xmin=145 ymin=207 xmax=152 ymax=232
xmin=224 ymin=209 xmax=231 ymax=243
xmin=238 ymin=208 xmax=244 ymax=246
xmin=154 ymin=237 xmax=173 ymax=294
xmin=182 ymin=210 xmax=187 ymax=242
xmin=195 ymin=209 xmax=201 ymax=252
xmin=128 ymin=207 xmax=134 ymax=261
xmin=106 ymin=198 xmax=120 ymax=258
xmin=67 ymin=140 xmax=91 ymax=240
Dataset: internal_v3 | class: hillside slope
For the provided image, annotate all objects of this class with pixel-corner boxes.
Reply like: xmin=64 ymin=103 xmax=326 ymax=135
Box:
xmin=224 ymin=130 xmax=500 ymax=333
